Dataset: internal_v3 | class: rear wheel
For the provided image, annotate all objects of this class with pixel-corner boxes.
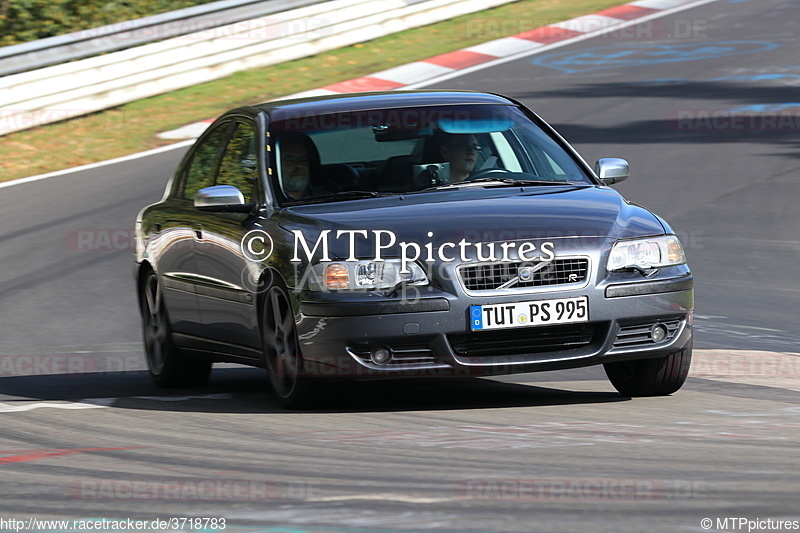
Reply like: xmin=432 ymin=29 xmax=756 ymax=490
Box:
xmin=140 ymin=271 xmax=211 ymax=387
xmin=604 ymin=341 xmax=692 ymax=396
xmin=262 ymin=285 xmax=316 ymax=409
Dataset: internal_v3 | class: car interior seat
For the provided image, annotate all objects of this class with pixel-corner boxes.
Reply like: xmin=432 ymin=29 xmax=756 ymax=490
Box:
xmin=376 ymin=154 xmax=422 ymax=192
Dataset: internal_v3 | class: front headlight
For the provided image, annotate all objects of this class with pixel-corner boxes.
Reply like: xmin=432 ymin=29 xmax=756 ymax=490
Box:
xmin=607 ymin=235 xmax=686 ymax=271
xmin=308 ymin=259 xmax=429 ymax=291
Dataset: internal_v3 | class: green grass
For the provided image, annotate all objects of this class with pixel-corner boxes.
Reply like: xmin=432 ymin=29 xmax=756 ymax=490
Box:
xmin=0 ymin=0 xmax=628 ymax=182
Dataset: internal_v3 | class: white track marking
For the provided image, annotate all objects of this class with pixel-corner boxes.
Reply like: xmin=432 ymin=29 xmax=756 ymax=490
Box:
xmin=0 ymin=140 xmax=194 ymax=190
xmin=0 ymin=394 xmax=233 ymax=413
xmin=0 ymin=400 xmax=112 ymax=413
xmin=130 ymin=393 xmax=233 ymax=401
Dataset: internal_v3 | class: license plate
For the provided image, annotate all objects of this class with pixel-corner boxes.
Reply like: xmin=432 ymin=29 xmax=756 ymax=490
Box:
xmin=470 ymin=296 xmax=588 ymax=331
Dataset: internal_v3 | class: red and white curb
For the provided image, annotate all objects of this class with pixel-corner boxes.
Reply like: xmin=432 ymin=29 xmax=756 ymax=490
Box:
xmin=156 ymin=0 xmax=708 ymax=140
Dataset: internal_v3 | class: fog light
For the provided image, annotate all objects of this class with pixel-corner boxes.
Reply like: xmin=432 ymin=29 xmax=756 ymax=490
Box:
xmin=370 ymin=346 xmax=392 ymax=365
xmin=651 ymin=324 xmax=669 ymax=343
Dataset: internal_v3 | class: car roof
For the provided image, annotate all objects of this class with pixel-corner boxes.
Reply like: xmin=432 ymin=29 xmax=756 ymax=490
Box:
xmin=245 ymin=90 xmax=517 ymax=119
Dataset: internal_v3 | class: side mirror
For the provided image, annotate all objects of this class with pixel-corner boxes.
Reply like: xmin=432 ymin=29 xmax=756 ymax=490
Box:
xmin=194 ymin=185 xmax=254 ymax=212
xmin=595 ymin=158 xmax=630 ymax=185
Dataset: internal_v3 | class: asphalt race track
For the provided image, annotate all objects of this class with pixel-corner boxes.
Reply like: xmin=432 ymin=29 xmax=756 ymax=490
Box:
xmin=1 ymin=1 xmax=799 ymax=531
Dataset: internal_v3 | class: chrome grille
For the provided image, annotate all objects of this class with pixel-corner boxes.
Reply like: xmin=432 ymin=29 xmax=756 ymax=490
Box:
xmin=348 ymin=345 xmax=436 ymax=366
xmin=613 ymin=319 xmax=682 ymax=348
xmin=459 ymin=258 xmax=589 ymax=291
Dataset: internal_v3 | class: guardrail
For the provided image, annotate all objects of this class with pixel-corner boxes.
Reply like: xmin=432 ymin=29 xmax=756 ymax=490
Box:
xmin=0 ymin=0 xmax=516 ymax=137
xmin=0 ymin=0 xmax=325 ymax=77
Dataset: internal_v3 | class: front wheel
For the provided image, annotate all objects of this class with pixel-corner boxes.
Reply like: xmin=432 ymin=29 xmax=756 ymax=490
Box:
xmin=139 ymin=271 xmax=211 ymax=388
xmin=604 ymin=341 xmax=692 ymax=396
xmin=262 ymin=285 xmax=316 ymax=409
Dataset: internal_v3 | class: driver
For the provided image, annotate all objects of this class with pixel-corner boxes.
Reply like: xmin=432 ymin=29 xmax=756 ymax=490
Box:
xmin=438 ymin=133 xmax=481 ymax=183
xmin=278 ymin=132 xmax=327 ymax=200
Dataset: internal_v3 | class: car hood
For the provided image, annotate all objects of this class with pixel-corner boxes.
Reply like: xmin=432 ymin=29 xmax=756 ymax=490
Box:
xmin=277 ymin=186 xmax=666 ymax=259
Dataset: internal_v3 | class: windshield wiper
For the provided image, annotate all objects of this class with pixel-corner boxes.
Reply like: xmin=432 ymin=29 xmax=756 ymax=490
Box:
xmin=469 ymin=177 xmax=577 ymax=186
xmin=416 ymin=177 xmax=577 ymax=192
xmin=284 ymin=190 xmax=391 ymax=205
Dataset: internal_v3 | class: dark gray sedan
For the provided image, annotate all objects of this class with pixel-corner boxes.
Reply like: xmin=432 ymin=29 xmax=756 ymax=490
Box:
xmin=134 ymin=90 xmax=693 ymax=408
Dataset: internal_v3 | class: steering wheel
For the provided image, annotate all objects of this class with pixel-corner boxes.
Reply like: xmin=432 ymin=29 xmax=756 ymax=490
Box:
xmin=318 ymin=163 xmax=361 ymax=193
xmin=465 ymin=168 xmax=513 ymax=181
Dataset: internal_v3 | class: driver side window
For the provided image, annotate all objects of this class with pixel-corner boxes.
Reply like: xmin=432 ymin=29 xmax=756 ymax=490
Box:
xmin=179 ymin=124 xmax=230 ymax=201
xmin=216 ymin=122 xmax=258 ymax=203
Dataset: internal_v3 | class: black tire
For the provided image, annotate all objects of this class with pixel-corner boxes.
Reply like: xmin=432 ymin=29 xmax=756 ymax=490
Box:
xmin=604 ymin=340 xmax=692 ymax=397
xmin=139 ymin=271 xmax=212 ymax=388
xmin=261 ymin=284 xmax=316 ymax=409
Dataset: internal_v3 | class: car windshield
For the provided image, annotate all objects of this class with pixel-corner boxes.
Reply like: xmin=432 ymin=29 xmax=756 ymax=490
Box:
xmin=269 ymin=104 xmax=593 ymax=204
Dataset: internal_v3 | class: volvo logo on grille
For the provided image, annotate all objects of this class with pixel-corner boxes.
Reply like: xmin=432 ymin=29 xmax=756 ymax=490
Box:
xmin=518 ymin=266 xmax=534 ymax=281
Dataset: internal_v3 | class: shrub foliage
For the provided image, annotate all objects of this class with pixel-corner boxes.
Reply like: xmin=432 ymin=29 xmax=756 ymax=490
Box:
xmin=0 ymin=0 xmax=221 ymax=46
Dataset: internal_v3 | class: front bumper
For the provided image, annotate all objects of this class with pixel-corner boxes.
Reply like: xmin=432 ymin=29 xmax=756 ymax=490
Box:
xmin=295 ymin=274 xmax=694 ymax=378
